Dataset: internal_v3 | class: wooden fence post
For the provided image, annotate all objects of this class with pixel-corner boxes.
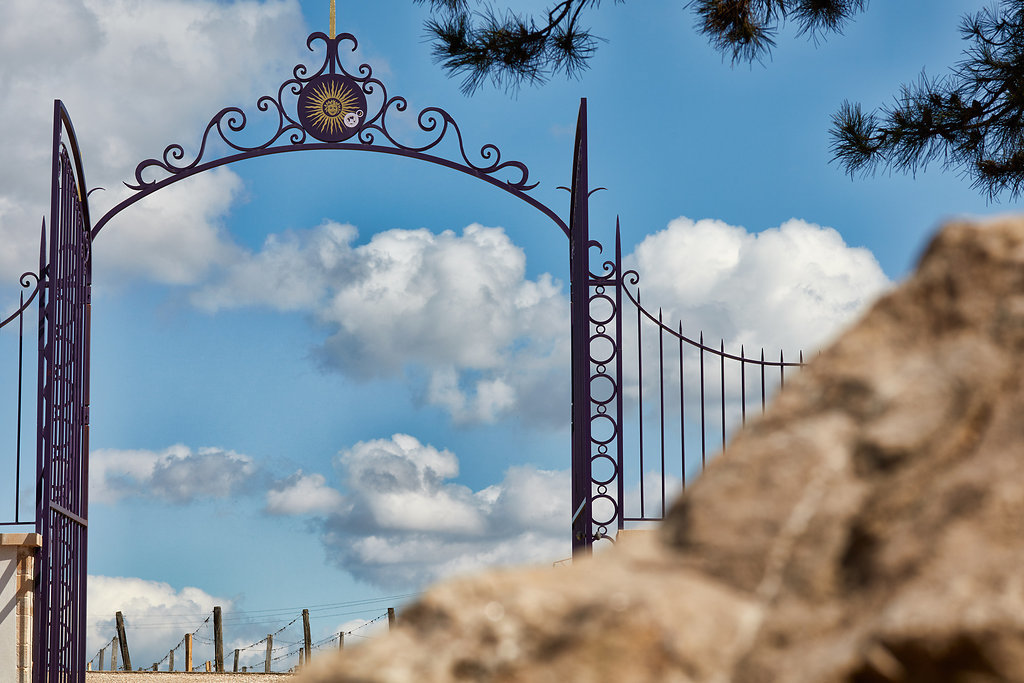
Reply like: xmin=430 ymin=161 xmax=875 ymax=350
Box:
xmin=111 ymin=637 xmax=118 ymax=672
xmin=339 ymin=633 xmax=344 ymax=650
xmin=169 ymin=648 xmax=174 ymax=672
xmin=151 ymin=663 xmax=157 ymax=671
xmin=214 ymin=605 xmax=224 ymax=672
xmin=233 ymin=648 xmax=240 ymax=672
xmin=302 ymin=608 xmax=312 ymax=664
xmin=115 ymin=612 xmax=132 ymax=671
xmin=388 ymin=607 xmax=396 ymax=630
xmin=205 ymin=660 xmax=212 ymax=672
xmin=98 ymin=647 xmax=105 ymax=671
xmin=265 ymin=634 xmax=273 ymax=673
xmin=185 ymin=633 xmax=193 ymax=673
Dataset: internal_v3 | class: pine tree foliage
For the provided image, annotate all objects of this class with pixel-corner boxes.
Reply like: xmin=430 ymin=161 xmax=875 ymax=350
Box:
xmin=831 ymin=1 xmax=1024 ymax=200
xmin=415 ymin=0 xmax=865 ymax=94
xmin=693 ymin=0 xmax=867 ymax=64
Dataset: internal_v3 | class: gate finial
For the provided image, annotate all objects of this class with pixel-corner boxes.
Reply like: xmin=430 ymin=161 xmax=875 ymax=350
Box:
xmin=330 ymin=0 xmax=336 ymax=39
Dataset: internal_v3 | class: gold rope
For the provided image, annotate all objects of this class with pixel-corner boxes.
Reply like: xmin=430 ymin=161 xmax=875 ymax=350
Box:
xmin=330 ymin=0 xmax=336 ymax=39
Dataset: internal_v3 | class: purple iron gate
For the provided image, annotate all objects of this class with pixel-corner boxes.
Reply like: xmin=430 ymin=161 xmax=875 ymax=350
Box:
xmin=0 ymin=24 xmax=812 ymax=678
xmin=33 ymin=100 xmax=92 ymax=683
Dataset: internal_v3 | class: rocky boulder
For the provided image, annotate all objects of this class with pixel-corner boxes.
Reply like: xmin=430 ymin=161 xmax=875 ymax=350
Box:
xmin=300 ymin=217 xmax=1024 ymax=682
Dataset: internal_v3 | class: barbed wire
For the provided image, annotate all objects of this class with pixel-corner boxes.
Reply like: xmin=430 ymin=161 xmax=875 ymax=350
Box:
xmin=87 ymin=636 xmax=116 ymax=667
xmin=93 ymin=604 xmax=398 ymax=673
xmin=87 ymin=593 xmax=418 ymax=625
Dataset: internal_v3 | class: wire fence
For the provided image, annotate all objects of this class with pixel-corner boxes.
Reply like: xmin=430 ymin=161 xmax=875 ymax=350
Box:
xmin=86 ymin=595 xmax=414 ymax=673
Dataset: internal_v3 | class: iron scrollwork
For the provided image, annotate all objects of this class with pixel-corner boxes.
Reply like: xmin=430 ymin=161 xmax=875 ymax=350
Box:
xmin=586 ymin=231 xmax=625 ymax=544
xmin=126 ymin=32 xmax=538 ymax=193
xmin=0 ymin=272 xmax=42 ymax=331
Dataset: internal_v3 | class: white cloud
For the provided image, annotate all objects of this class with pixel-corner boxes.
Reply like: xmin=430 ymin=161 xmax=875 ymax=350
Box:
xmin=196 ymin=221 xmax=570 ymax=425
xmin=90 ymin=169 xmax=246 ymax=285
xmin=265 ymin=471 xmax=344 ymax=516
xmin=0 ymin=0 xmax=306 ymax=286
xmin=90 ymin=444 xmax=259 ymax=504
xmin=626 ymin=216 xmax=890 ymax=354
xmin=87 ymin=575 xmax=231 ymax=671
xmin=265 ymin=434 xmax=570 ymax=588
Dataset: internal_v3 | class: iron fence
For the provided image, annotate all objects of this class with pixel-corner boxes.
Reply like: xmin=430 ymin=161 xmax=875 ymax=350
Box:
xmin=0 ymin=265 xmax=41 ymax=528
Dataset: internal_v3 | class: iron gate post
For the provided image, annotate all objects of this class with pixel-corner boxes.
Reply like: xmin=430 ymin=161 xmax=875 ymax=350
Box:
xmin=569 ymin=99 xmax=592 ymax=556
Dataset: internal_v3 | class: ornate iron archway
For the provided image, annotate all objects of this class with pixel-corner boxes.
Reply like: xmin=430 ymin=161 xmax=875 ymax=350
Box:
xmin=0 ymin=26 xmax=616 ymax=683
xmin=0 ymin=19 xmax=806 ymax=682
xmin=86 ymin=30 xmax=608 ymax=561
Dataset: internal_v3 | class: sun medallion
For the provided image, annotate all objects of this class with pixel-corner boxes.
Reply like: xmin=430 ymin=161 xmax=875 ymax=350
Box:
xmin=298 ymin=74 xmax=366 ymax=142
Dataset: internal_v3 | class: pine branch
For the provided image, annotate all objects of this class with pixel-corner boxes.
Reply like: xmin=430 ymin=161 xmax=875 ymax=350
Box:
xmin=830 ymin=0 xmax=1024 ymax=200
xmin=417 ymin=1 xmax=864 ymax=94
xmin=416 ymin=0 xmax=609 ymax=94
xmin=689 ymin=0 xmax=865 ymax=64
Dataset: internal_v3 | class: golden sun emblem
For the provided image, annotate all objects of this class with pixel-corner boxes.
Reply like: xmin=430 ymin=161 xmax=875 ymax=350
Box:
xmin=305 ymin=79 xmax=361 ymax=136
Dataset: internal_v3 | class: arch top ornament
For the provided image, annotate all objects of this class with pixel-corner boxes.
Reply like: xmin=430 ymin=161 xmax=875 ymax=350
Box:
xmin=123 ymin=31 xmax=539 ymax=195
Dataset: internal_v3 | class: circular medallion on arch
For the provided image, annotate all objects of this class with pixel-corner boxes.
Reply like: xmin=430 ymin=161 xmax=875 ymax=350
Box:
xmin=298 ymin=74 xmax=367 ymax=142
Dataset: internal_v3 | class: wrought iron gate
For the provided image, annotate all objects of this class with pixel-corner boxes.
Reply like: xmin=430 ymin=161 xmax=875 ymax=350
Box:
xmin=33 ymin=100 xmax=92 ymax=683
xmin=0 ymin=23 xmax=808 ymax=678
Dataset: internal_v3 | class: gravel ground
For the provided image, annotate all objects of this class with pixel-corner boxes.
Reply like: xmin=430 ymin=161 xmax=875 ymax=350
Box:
xmin=86 ymin=674 xmax=293 ymax=681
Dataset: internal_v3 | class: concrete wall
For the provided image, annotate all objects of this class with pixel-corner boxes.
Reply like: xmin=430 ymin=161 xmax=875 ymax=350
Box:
xmin=0 ymin=532 xmax=40 ymax=683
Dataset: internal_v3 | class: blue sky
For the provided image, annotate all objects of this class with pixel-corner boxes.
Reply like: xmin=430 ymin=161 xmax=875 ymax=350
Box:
xmin=0 ymin=0 xmax=1016 ymax=672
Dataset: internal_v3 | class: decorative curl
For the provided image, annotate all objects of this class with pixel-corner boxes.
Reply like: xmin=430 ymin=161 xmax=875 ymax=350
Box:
xmin=0 ymin=272 xmax=42 ymax=331
xmin=124 ymin=31 xmax=539 ymax=193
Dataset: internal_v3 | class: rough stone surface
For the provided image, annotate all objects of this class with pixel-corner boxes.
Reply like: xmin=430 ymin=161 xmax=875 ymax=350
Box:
xmin=298 ymin=217 xmax=1024 ymax=682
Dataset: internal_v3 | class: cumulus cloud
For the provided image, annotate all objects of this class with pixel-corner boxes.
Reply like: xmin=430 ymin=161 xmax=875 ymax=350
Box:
xmin=265 ymin=434 xmax=569 ymax=588
xmin=0 ymin=0 xmax=305 ymax=286
xmin=265 ymin=471 xmax=344 ymax=516
xmin=626 ymin=216 xmax=890 ymax=354
xmin=90 ymin=444 xmax=259 ymax=504
xmin=195 ymin=221 xmax=570 ymax=425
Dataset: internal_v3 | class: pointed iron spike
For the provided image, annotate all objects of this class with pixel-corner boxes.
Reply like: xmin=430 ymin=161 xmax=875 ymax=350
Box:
xmin=800 ymin=350 xmax=804 ymax=364
xmin=740 ymin=344 xmax=745 ymax=359
xmin=39 ymin=217 xmax=47 ymax=275
xmin=615 ymin=217 xmax=622 ymax=268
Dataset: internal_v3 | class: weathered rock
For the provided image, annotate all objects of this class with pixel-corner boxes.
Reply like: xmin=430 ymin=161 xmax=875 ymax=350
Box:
xmin=299 ymin=217 xmax=1024 ymax=683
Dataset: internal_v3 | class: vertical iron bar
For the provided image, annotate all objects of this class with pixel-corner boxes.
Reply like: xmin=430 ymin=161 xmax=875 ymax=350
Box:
xmin=780 ymin=350 xmax=785 ymax=388
xmin=33 ymin=218 xmax=46 ymax=683
xmin=678 ymin=322 xmax=684 ymax=490
xmin=16 ymin=292 xmax=24 ymax=523
xmin=760 ymin=349 xmax=766 ymax=414
xmin=658 ymin=309 xmax=665 ymax=516
xmin=699 ymin=332 xmax=706 ymax=470
xmin=568 ymin=98 xmax=591 ymax=555
xmin=80 ymin=227 xmax=92 ymax=683
xmin=720 ymin=339 xmax=725 ymax=451
xmin=614 ymin=224 xmax=624 ymax=531
xmin=636 ymin=288 xmax=644 ymax=518
xmin=740 ymin=345 xmax=746 ymax=427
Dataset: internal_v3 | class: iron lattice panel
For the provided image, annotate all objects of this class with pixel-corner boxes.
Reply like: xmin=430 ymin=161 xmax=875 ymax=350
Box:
xmin=35 ymin=131 xmax=91 ymax=683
